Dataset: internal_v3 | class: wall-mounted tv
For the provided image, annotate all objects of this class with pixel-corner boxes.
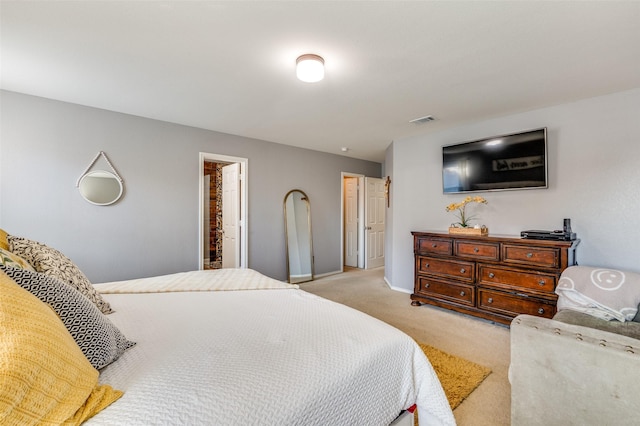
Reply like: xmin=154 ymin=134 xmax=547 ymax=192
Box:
xmin=442 ymin=128 xmax=548 ymax=194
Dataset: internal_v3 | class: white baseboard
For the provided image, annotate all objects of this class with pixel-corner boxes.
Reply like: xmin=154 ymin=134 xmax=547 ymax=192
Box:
xmin=384 ymin=276 xmax=412 ymax=294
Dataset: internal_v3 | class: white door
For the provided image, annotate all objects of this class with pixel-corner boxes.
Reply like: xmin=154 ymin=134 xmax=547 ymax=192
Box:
xmin=222 ymin=163 xmax=240 ymax=268
xmin=344 ymin=177 xmax=358 ymax=267
xmin=203 ymin=175 xmax=211 ymax=267
xmin=364 ymin=177 xmax=385 ymax=269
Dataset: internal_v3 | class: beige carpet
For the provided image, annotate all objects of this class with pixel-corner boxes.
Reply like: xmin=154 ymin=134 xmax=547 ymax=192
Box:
xmin=301 ymin=267 xmax=511 ymax=426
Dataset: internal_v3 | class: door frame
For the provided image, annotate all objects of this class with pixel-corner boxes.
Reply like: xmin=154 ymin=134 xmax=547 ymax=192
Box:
xmin=198 ymin=152 xmax=248 ymax=270
xmin=340 ymin=172 xmax=365 ymax=272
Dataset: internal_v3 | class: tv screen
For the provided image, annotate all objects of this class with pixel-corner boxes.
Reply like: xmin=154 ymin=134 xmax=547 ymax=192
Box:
xmin=442 ymin=128 xmax=548 ymax=194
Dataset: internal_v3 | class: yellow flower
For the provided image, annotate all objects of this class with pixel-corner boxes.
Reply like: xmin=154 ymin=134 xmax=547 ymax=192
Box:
xmin=446 ymin=196 xmax=488 ymax=227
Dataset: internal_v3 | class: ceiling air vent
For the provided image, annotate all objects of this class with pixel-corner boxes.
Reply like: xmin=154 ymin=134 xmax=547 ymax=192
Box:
xmin=409 ymin=115 xmax=436 ymax=125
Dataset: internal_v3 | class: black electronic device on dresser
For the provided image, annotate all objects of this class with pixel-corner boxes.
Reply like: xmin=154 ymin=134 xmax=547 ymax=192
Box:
xmin=411 ymin=231 xmax=580 ymax=326
xmin=521 ymin=218 xmax=577 ymax=241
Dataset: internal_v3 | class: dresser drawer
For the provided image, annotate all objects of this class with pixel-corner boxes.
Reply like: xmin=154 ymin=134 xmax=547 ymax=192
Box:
xmin=454 ymin=240 xmax=500 ymax=261
xmin=415 ymin=236 xmax=452 ymax=255
xmin=502 ymin=244 xmax=560 ymax=268
xmin=417 ymin=277 xmax=475 ymax=306
xmin=478 ymin=288 xmax=556 ymax=319
xmin=416 ymin=256 xmax=475 ymax=283
xmin=478 ymin=265 xmax=557 ymax=294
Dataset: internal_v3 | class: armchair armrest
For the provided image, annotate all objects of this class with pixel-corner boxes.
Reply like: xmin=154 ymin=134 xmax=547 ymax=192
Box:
xmin=510 ymin=314 xmax=640 ymax=425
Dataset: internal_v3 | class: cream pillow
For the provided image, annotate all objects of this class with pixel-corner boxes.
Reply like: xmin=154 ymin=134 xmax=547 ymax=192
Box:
xmin=0 ymin=270 xmax=122 ymax=425
xmin=8 ymin=235 xmax=113 ymax=314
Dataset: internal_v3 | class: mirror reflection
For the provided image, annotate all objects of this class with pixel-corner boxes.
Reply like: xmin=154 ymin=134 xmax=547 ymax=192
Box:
xmin=284 ymin=189 xmax=314 ymax=284
xmin=79 ymin=170 xmax=123 ymax=206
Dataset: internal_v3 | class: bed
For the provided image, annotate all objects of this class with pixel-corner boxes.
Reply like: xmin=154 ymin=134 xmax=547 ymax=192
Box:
xmin=84 ymin=268 xmax=455 ymax=425
xmin=1 ymin=232 xmax=454 ymax=426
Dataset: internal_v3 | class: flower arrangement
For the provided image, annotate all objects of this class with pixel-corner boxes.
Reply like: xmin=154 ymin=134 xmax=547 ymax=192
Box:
xmin=446 ymin=196 xmax=488 ymax=228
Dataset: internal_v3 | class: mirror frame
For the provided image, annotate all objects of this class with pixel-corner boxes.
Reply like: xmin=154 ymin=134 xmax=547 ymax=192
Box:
xmin=283 ymin=189 xmax=314 ymax=284
xmin=78 ymin=170 xmax=124 ymax=206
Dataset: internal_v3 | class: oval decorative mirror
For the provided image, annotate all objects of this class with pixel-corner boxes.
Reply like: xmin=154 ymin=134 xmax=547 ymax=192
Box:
xmin=77 ymin=151 xmax=124 ymax=206
xmin=284 ymin=189 xmax=314 ymax=284
xmin=78 ymin=170 xmax=123 ymax=206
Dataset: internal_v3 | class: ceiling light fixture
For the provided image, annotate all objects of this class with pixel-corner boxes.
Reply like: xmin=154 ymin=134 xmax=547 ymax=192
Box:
xmin=296 ymin=54 xmax=324 ymax=83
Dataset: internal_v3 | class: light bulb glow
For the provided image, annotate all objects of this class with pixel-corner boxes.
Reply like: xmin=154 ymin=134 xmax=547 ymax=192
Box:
xmin=296 ymin=54 xmax=324 ymax=82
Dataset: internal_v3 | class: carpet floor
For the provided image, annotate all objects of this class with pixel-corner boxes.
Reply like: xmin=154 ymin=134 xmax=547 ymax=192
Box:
xmin=301 ymin=267 xmax=511 ymax=426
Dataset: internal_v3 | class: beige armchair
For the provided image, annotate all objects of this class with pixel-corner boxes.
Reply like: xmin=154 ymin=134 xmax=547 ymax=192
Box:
xmin=510 ymin=265 xmax=640 ymax=425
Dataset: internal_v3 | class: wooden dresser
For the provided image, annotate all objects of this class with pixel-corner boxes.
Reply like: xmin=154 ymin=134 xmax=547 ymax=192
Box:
xmin=411 ymin=231 xmax=579 ymax=325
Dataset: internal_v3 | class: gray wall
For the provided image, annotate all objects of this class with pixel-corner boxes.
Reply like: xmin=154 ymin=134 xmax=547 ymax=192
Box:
xmin=383 ymin=142 xmax=394 ymax=289
xmin=0 ymin=91 xmax=381 ymax=282
xmin=387 ymin=88 xmax=640 ymax=292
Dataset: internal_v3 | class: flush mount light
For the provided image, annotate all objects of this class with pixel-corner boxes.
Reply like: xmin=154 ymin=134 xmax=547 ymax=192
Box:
xmin=296 ymin=54 xmax=324 ymax=82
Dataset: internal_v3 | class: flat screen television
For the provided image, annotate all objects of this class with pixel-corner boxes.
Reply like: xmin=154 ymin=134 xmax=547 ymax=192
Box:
xmin=442 ymin=128 xmax=548 ymax=194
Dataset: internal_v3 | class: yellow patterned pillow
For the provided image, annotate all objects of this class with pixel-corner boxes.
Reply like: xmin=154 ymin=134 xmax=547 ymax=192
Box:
xmin=0 ymin=270 xmax=123 ymax=425
xmin=0 ymin=229 xmax=8 ymax=250
xmin=0 ymin=248 xmax=35 ymax=271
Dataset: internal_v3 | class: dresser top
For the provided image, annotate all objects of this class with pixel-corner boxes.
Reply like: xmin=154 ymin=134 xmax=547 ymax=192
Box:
xmin=411 ymin=230 xmax=580 ymax=248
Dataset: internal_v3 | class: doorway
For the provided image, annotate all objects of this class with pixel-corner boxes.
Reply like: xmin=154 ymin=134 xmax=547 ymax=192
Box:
xmin=198 ymin=153 xmax=248 ymax=270
xmin=341 ymin=173 xmax=386 ymax=270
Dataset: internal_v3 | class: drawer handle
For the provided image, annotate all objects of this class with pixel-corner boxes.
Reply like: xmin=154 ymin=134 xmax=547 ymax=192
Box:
xmin=432 ymin=243 xmax=438 ymax=248
xmin=538 ymin=279 xmax=546 ymax=286
xmin=473 ymin=247 xmax=479 ymax=253
xmin=538 ymin=308 xmax=545 ymax=315
xmin=488 ymin=272 xmax=495 ymax=279
xmin=526 ymin=253 xmax=533 ymax=258
xmin=424 ymin=283 xmax=430 ymax=288
xmin=460 ymin=291 xmax=466 ymax=296
xmin=487 ymin=297 xmax=493 ymax=303
xmin=425 ymin=263 xmax=430 ymax=268
xmin=460 ymin=268 xmax=466 ymax=274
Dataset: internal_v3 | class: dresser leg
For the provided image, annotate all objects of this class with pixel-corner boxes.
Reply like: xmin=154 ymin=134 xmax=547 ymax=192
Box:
xmin=411 ymin=300 xmax=422 ymax=306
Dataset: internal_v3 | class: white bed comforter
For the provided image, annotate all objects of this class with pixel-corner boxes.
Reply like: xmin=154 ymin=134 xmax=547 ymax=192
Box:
xmin=88 ymin=269 xmax=454 ymax=426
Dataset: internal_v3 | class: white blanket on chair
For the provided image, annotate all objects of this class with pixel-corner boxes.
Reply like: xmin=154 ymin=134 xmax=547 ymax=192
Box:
xmin=556 ymin=266 xmax=640 ymax=322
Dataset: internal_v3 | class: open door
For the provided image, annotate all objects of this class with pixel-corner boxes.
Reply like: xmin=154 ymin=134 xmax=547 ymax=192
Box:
xmin=198 ymin=152 xmax=248 ymax=271
xmin=344 ymin=177 xmax=359 ymax=268
xmin=342 ymin=173 xmax=385 ymax=271
xmin=222 ymin=162 xmax=240 ymax=268
xmin=364 ymin=177 xmax=385 ymax=269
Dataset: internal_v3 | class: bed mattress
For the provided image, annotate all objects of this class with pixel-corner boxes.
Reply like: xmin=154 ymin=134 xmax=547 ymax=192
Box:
xmin=87 ymin=269 xmax=454 ymax=425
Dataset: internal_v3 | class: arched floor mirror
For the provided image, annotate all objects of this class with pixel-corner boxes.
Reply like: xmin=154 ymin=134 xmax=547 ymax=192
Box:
xmin=284 ymin=189 xmax=314 ymax=284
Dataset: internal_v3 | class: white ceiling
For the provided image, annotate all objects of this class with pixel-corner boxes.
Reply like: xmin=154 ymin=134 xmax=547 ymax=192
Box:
xmin=2 ymin=1 xmax=639 ymax=162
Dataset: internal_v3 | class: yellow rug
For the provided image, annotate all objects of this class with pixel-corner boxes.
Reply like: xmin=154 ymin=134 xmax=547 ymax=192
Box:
xmin=415 ymin=343 xmax=491 ymax=424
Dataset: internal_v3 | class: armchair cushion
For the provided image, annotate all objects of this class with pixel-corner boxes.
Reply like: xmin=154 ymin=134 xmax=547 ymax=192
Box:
xmin=553 ymin=309 xmax=640 ymax=340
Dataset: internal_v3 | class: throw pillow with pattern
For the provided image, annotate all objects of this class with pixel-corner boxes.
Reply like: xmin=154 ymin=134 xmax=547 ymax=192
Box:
xmin=8 ymin=235 xmax=113 ymax=314
xmin=0 ymin=247 xmax=36 ymax=271
xmin=0 ymin=265 xmax=135 ymax=370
